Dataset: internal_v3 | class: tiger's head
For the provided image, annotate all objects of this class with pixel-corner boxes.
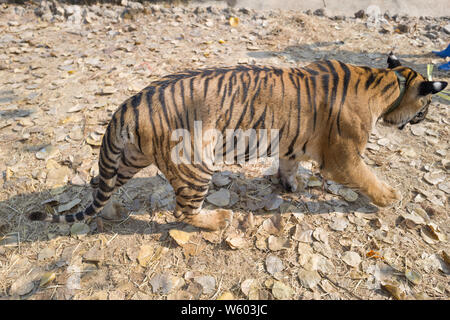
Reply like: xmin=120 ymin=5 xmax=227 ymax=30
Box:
xmin=382 ymin=52 xmax=447 ymax=130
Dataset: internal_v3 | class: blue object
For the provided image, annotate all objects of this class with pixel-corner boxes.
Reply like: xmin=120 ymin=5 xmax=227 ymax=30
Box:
xmin=433 ymin=44 xmax=450 ymax=58
xmin=437 ymin=61 xmax=450 ymax=71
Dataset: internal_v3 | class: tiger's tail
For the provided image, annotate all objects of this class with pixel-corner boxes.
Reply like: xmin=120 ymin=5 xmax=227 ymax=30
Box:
xmin=29 ymin=115 xmax=124 ymax=224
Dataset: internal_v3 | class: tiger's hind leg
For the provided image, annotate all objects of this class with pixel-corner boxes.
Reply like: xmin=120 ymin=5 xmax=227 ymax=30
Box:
xmin=168 ymin=163 xmax=232 ymax=230
xmin=90 ymin=145 xmax=151 ymax=228
xmin=91 ymin=145 xmax=151 ymax=189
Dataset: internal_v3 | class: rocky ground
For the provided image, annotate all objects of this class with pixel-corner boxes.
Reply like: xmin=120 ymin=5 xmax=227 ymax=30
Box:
xmin=0 ymin=1 xmax=449 ymax=300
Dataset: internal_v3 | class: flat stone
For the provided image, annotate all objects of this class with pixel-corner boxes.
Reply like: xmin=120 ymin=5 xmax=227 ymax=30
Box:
xmin=298 ymin=268 xmax=321 ymax=289
xmin=206 ymin=188 xmax=230 ymax=207
xmin=265 ymin=254 xmax=284 ymax=276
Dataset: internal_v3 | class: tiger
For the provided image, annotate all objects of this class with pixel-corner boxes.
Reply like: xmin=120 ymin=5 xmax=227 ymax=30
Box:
xmin=29 ymin=52 xmax=447 ymax=231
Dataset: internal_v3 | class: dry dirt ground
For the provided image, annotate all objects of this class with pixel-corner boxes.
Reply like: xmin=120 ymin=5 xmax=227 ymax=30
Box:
xmin=0 ymin=1 xmax=449 ymax=300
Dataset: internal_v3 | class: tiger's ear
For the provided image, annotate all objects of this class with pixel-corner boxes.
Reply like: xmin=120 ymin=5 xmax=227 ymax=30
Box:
xmin=418 ymin=81 xmax=448 ymax=95
xmin=387 ymin=52 xmax=401 ymax=69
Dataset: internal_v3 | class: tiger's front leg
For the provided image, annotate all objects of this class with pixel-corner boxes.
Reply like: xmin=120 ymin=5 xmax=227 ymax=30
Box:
xmin=169 ymin=164 xmax=232 ymax=230
xmin=278 ymin=159 xmax=300 ymax=192
xmin=322 ymin=147 xmax=401 ymax=207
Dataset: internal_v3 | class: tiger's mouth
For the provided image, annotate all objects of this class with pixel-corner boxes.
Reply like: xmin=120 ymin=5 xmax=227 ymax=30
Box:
xmin=383 ymin=110 xmax=426 ymax=130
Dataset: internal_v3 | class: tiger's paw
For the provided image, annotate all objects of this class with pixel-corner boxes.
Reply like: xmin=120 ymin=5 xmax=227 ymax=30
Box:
xmin=182 ymin=209 xmax=233 ymax=231
xmin=372 ymin=185 xmax=401 ymax=207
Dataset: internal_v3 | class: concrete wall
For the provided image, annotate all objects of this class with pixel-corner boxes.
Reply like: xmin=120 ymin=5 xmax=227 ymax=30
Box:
xmin=207 ymin=0 xmax=450 ymax=17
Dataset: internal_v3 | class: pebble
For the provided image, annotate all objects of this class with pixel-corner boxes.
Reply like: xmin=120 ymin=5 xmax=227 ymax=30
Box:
xmin=0 ymin=233 xmax=19 ymax=246
xmin=298 ymin=268 xmax=321 ymax=289
xmin=9 ymin=276 xmax=35 ymax=296
xmin=341 ymin=251 xmax=362 ymax=267
xmin=83 ymin=244 xmax=104 ymax=264
xmin=206 ymin=188 xmax=230 ymax=207
xmin=327 ymin=183 xmax=341 ymax=195
xmin=217 ymin=291 xmax=234 ymax=300
xmin=38 ymin=247 xmax=55 ymax=261
xmin=437 ymin=182 xmax=449 ymax=194
xmin=271 ymin=281 xmax=293 ymax=300
xmin=194 ymin=275 xmax=216 ymax=295
xmin=268 ymin=235 xmax=291 ymax=251
xmin=264 ymin=194 xmax=283 ymax=211
xmin=168 ymin=229 xmax=192 ymax=246
xmin=137 ymin=245 xmax=154 ymax=267
xmin=377 ymin=138 xmax=389 ymax=146
xmin=149 ymin=273 xmax=174 ymax=295
xmin=306 ymin=201 xmax=320 ymax=213
xmin=57 ymin=198 xmax=81 ymax=213
xmin=307 ymin=176 xmax=322 ymax=187
xmin=211 ymin=173 xmax=230 ymax=187
xmin=329 ymin=216 xmax=348 ymax=231
xmin=265 ymin=254 xmax=284 ymax=276
xmin=241 ymin=278 xmax=257 ymax=297
xmin=338 ymin=188 xmax=358 ymax=202
xmin=36 ymin=145 xmax=59 ymax=161
xmin=225 ymin=234 xmax=247 ymax=250
xmin=444 ymin=24 xmax=450 ymax=35
xmin=293 ymin=226 xmax=313 ymax=243
xmin=423 ymin=171 xmax=445 ymax=185
xmin=70 ymin=222 xmax=90 ymax=237
xmin=410 ymin=126 xmax=426 ymax=136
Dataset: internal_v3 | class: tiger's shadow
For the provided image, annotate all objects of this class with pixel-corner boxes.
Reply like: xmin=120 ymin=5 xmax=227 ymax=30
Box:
xmin=0 ymin=167 xmax=378 ymax=244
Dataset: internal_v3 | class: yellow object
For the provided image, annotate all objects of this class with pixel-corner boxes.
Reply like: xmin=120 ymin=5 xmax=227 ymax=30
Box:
xmin=229 ymin=17 xmax=239 ymax=27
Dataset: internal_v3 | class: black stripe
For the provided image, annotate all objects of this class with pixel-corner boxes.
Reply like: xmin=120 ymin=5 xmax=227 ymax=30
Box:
xmin=131 ymin=93 xmax=142 ymax=108
xmin=159 ymin=86 xmax=172 ymax=132
xmin=381 ymin=81 xmax=396 ymax=95
xmin=104 ymin=127 xmax=121 ymax=155
xmin=248 ymin=84 xmax=261 ymax=122
xmin=131 ymin=93 xmax=142 ymax=153
xmin=321 ymin=74 xmax=330 ymax=113
xmin=99 ymin=166 xmax=117 ymax=179
xmin=204 ymin=77 xmax=210 ymax=98
xmin=354 ymin=78 xmax=361 ymax=94
xmin=170 ymin=83 xmax=184 ymax=129
xmin=221 ymin=88 xmax=239 ymax=134
xmin=189 ymin=77 xmax=195 ymax=102
xmin=302 ymin=140 xmax=308 ymax=153
xmin=325 ymin=61 xmax=339 ymax=122
xmin=371 ymin=74 xmax=384 ymax=89
xmin=302 ymin=67 xmax=319 ymax=76
xmin=93 ymin=199 xmax=103 ymax=208
xmin=316 ymin=62 xmax=328 ymax=73
xmin=310 ymin=76 xmax=317 ymax=131
xmin=120 ymin=102 xmax=127 ymax=131
xmin=241 ymin=72 xmax=249 ymax=103
xmin=96 ymin=190 xmax=109 ymax=202
xmin=285 ymin=75 xmax=301 ymax=157
xmin=336 ymin=61 xmax=351 ymax=136
xmin=252 ymin=105 xmax=267 ymax=130
xmin=217 ymin=74 xmax=225 ymax=94
xmin=99 ymin=155 xmax=116 ymax=173
xmin=365 ymin=73 xmax=376 ymax=90
xmin=99 ymin=181 xmax=115 ymax=193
